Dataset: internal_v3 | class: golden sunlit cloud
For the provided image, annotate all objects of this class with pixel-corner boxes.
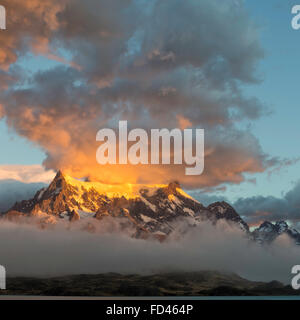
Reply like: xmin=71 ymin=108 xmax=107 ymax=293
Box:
xmin=0 ymin=0 xmax=277 ymax=189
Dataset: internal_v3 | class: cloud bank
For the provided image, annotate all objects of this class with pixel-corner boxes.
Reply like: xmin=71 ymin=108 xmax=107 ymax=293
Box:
xmin=0 ymin=165 xmax=55 ymax=184
xmin=0 ymin=219 xmax=297 ymax=284
xmin=0 ymin=165 xmax=54 ymax=212
xmin=235 ymin=180 xmax=300 ymax=228
xmin=0 ymin=180 xmax=46 ymax=213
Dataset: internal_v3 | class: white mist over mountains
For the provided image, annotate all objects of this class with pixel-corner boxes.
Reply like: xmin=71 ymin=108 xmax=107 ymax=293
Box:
xmin=0 ymin=218 xmax=297 ymax=284
xmin=0 ymin=169 xmax=298 ymax=285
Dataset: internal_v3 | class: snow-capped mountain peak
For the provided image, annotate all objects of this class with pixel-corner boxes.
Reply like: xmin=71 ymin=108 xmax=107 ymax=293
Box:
xmin=252 ymin=220 xmax=300 ymax=245
xmin=4 ymin=171 xmax=300 ymax=245
xmin=4 ymin=171 xmax=252 ymax=239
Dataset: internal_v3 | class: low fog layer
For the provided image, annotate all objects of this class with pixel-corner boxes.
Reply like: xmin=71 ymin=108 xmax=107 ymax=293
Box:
xmin=0 ymin=219 xmax=297 ymax=284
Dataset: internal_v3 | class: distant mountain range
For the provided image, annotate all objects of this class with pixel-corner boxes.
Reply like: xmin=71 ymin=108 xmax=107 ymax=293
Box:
xmin=2 ymin=171 xmax=300 ymax=245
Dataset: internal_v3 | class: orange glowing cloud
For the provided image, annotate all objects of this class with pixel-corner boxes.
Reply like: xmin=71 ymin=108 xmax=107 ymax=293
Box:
xmin=0 ymin=0 xmax=277 ymax=189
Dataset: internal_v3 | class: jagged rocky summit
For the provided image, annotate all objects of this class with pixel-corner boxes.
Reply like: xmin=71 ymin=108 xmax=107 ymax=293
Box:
xmin=3 ymin=171 xmax=300 ymax=244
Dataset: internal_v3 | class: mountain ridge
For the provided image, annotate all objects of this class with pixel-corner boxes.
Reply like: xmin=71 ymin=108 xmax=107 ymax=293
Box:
xmin=2 ymin=171 xmax=300 ymax=244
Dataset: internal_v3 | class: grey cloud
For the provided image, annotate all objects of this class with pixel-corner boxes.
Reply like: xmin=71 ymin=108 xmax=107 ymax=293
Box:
xmin=135 ymin=0 xmax=263 ymax=83
xmin=234 ymin=181 xmax=300 ymax=226
xmin=0 ymin=180 xmax=46 ymax=213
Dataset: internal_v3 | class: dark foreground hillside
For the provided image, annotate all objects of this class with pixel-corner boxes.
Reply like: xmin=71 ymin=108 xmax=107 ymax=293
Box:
xmin=0 ymin=271 xmax=299 ymax=297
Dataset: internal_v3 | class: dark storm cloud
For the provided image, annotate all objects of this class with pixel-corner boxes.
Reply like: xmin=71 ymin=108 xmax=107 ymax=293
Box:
xmin=234 ymin=181 xmax=300 ymax=227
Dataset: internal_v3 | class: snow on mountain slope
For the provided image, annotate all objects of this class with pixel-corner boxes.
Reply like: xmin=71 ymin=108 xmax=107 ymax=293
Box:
xmin=4 ymin=171 xmax=300 ymax=245
xmin=252 ymin=220 xmax=300 ymax=245
xmin=3 ymin=171 xmax=251 ymax=239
